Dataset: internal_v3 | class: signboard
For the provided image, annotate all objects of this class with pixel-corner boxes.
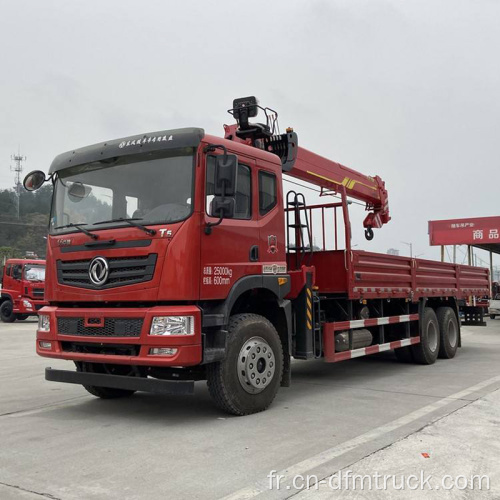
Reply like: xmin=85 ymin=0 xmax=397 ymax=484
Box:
xmin=429 ymin=216 xmax=500 ymax=246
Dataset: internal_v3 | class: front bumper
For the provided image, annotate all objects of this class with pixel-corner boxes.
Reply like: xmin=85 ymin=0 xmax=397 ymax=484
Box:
xmin=36 ymin=305 xmax=202 ymax=367
xmin=45 ymin=367 xmax=194 ymax=394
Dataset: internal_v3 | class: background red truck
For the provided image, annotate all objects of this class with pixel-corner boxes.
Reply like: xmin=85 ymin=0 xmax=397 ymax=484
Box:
xmin=23 ymin=97 xmax=489 ymax=415
xmin=1 ymin=259 xmax=47 ymax=322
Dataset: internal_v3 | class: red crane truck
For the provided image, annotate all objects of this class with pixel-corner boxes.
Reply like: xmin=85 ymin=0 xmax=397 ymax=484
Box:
xmin=24 ymin=97 xmax=490 ymax=415
xmin=1 ymin=258 xmax=47 ymax=322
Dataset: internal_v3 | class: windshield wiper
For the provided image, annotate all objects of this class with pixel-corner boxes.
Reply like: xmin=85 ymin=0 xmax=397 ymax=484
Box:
xmin=54 ymin=223 xmax=98 ymax=240
xmin=93 ymin=217 xmax=156 ymax=236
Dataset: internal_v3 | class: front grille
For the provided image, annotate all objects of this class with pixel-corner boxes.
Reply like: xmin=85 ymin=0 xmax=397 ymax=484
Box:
xmin=33 ymin=288 xmax=44 ymax=299
xmin=57 ymin=317 xmax=144 ymax=337
xmin=56 ymin=254 xmax=157 ymax=289
xmin=61 ymin=342 xmax=140 ymax=356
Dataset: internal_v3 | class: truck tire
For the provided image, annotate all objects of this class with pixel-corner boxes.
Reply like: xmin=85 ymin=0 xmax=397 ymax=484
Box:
xmin=394 ymin=346 xmax=414 ymax=363
xmin=437 ymin=307 xmax=459 ymax=359
xmin=207 ymin=313 xmax=283 ymax=416
xmin=491 ymin=315 xmax=496 ymax=320
xmin=76 ymin=362 xmax=136 ymax=399
xmin=16 ymin=314 xmax=30 ymax=321
xmin=411 ymin=307 xmax=440 ymax=365
xmin=0 ymin=300 xmax=16 ymax=323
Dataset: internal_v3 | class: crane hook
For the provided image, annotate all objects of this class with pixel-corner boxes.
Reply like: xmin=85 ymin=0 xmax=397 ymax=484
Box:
xmin=365 ymin=227 xmax=374 ymax=241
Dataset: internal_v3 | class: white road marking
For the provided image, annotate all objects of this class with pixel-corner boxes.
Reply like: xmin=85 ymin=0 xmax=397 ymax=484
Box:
xmin=221 ymin=375 xmax=500 ymax=500
xmin=3 ymin=397 xmax=88 ymax=418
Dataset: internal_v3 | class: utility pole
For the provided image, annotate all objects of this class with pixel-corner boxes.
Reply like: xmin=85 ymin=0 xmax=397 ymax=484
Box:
xmin=10 ymin=150 xmax=26 ymax=219
xmin=401 ymin=241 xmax=413 ymax=258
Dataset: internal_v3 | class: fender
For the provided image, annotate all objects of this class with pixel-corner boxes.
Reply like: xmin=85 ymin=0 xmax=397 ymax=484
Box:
xmin=201 ymin=274 xmax=291 ymax=329
xmin=200 ymin=275 xmax=293 ymax=385
xmin=1 ymin=292 xmax=13 ymax=304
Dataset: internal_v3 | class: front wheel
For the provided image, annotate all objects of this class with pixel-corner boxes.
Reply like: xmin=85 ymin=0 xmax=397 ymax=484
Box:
xmin=207 ymin=313 xmax=284 ymax=416
xmin=0 ymin=300 xmax=16 ymax=323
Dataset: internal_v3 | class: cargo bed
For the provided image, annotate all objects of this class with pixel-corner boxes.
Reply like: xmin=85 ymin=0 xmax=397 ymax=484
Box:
xmin=309 ymin=250 xmax=490 ymax=300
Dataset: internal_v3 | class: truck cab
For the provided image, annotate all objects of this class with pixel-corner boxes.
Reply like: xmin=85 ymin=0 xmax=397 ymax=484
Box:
xmin=1 ymin=259 xmax=47 ymax=322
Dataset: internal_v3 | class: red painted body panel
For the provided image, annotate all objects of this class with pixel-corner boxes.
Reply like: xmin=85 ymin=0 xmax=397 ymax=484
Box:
xmin=308 ymin=251 xmax=347 ymax=294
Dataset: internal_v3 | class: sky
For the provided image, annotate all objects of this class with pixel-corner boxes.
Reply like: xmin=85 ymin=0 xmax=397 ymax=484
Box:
xmin=0 ymin=0 xmax=499 ymax=266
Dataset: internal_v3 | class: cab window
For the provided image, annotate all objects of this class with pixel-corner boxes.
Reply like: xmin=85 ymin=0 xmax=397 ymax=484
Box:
xmin=206 ymin=156 xmax=252 ymax=220
xmin=259 ymin=171 xmax=277 ymax=215
xmin=5 ymin=264 xmax=11 ymax=276
xmin=12 ymin=264 xmax=22 ymax=280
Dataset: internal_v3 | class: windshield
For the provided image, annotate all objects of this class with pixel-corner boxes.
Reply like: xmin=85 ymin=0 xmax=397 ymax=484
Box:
xmin=50 ymin=149 xmax=195 ymax=234
xmin=24 ymin=265 xmax=46 ymax=281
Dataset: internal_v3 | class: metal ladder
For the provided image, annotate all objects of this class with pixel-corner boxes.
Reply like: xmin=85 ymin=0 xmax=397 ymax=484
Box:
xmin=286 ymin=191 xmax=312 ymax=269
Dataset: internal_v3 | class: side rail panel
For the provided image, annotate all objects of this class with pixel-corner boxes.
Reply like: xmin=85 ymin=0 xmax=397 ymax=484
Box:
xmin=322 ymin=313 xmax=420 ymax=362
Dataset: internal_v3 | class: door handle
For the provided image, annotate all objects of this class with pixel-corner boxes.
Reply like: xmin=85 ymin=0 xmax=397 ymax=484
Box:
xmin=249 ymin=245 xmax=259 ymax=262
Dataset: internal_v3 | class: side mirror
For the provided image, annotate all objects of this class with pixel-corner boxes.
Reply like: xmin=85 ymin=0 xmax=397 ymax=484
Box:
xmin=211 ymin=196 xmax=235 ymax=219
xmin=23 ymin=170 xmax=47 ymax=191
xmin=214 ymin=154 xmax=238 ymax=197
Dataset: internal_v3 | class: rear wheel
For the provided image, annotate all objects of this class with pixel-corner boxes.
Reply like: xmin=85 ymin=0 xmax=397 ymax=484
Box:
xmin=0 ymin=300 xmax=16 ymax=323
xmin=411 ymin=307 xmax=440 ymax=365
xmin=76 ymin=362 xmax=137 ymax=399
xmin=437 ymin=307 xmax=459 ymax=359
xmin=207 ymin=313 xmax=283 ymax=416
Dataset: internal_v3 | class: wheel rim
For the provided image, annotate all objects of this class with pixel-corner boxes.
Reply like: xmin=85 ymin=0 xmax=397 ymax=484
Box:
xmin=237 ymin=336 xmax=276 ymax=394
xmin=427 ymin=321 xmax=438 ymax=352
xmin=447 ymin=319 xmax=458 ymax=348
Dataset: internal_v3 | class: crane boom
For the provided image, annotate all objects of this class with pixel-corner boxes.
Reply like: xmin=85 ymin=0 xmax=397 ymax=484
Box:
xmin=224 ymin=96 xmax=390 ymax=238
xmin=287 ymin=144 xmax=390 ymax=232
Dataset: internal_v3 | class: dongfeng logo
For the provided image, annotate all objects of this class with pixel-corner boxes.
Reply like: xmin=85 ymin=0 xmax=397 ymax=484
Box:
xmin=89 ymin=256 xmax=109 ymax=286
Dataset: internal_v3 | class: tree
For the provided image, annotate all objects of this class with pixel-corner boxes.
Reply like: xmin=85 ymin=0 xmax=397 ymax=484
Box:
xmin=0 ymin=186 xmax=51 ymax=258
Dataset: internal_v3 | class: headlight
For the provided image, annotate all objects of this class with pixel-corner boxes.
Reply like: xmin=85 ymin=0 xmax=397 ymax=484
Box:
xmin=38 ymin=314 xmax=50 ymax=332
xmin=150 ymin=316 xmax=194 ymax=336
xmin=23 ymin=300 xmax=33 ymax=309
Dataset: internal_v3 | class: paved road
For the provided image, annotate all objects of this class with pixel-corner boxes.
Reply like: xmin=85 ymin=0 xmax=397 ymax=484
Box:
xmin=1 ymin=319 xmax=499 ymax=499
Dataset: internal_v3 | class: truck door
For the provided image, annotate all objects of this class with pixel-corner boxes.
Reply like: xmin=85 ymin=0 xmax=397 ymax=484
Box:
xmin=200 ymin=153 xmax=261 ymax=300
xmin=256 ymin=167 xmax=286 ymax=271
xmin=11 ymin=264 xmax=23 ymax=293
